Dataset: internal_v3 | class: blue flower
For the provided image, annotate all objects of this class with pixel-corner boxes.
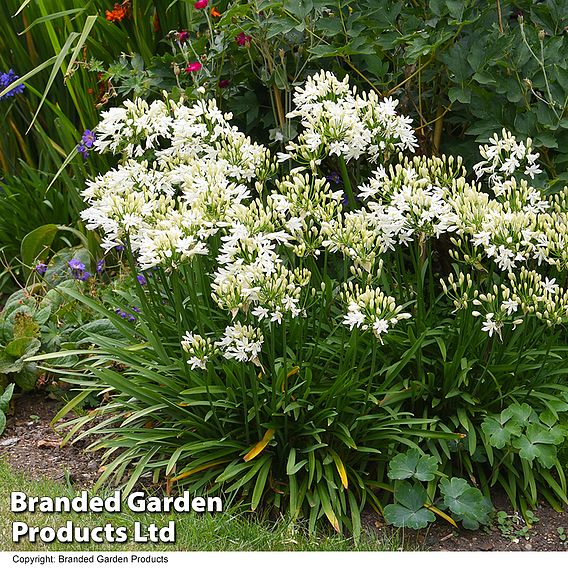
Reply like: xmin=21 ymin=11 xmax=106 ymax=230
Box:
xmin=325 ymin=171 xmax=341 ymax=185
xmin=0 ymin=69 xmax=25 ymax=101
xmin=77 ymin=129 xmax=96 ymax=159
xmin=96 ymin=259 xmax=105 ymax=273
xmin=35 ymin=262 xmax=47 ymax=276
xmin=137 ymin=274 xmax=147 ymax=286
xmin=68 ymin=259 xmax=86 ymax=272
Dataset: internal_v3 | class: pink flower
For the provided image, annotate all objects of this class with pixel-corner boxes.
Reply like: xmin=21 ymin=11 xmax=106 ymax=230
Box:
xmin=185 ymin=61 xmax=202 ymax=73
xmin=194 ymin=0 xmax=208 ymax=8
xmin=235 ymin=31 xmax=252 ymax=46
xmin=218 ymin=78 xmax=230 ymax=89
xmin=178 ymin=30 xmax=189 ymax=42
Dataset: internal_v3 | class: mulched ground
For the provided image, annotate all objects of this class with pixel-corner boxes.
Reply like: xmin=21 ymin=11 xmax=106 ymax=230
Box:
xmin=1 ymin=391 xmax=567 ymax=551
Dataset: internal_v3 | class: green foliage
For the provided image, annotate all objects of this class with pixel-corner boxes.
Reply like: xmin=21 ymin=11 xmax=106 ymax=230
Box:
xmin=387 ymin=448 xmax=438 ymax=482
xmin=438 ymin=477 xmax=492 ymax=530
xmin=53 ymin=278 xmax=437 ymax=539
xmin=480 ymin=403 xmax=568 ymax=510
xmin=384 ymin=449 xmax=492 ymax=531
xmin=384 ymin=481 xmax=435 ymax=530
xmin=0 ymin=384 xmax=15 ymax=435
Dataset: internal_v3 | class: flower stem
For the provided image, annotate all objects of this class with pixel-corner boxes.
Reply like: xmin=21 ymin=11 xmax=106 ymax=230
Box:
xmin=338 ymin=156 xmax=356 ymax=209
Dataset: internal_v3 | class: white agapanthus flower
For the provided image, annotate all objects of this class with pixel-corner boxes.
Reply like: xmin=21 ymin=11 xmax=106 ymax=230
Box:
xmin=216 ymin=323 xmax=264 ymax=366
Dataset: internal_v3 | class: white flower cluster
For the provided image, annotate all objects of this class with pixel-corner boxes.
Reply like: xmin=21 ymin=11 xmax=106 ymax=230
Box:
xmin=181 ymin=332 xmax=218 ymax=370
xmin=82 ymin=96 xmax=273 ymax=268
xmin=443 ymin=267 xmax=568 ymax=340
xmin=211 ymin=224 xmax=310 ymax=323
xmin=322 ymin=156 xmax=461 ymax=271
xmin=216 ymin=322 xmax=264 ymax=366
xmin=473 ymin=128 xmax=541 ymax=183
xmin=449 ymin=176 xmax=568 ymax=272
xmin=279 ymin=71 xmax=417 ymax=167
xmin=341 ymin=283 xmax=411 ymax=342
xmin=81 ymin=74 xmax=565 ymax=369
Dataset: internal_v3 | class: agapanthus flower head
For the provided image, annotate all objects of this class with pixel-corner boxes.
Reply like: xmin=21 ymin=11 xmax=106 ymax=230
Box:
xmin=194 ymin=0 xmax=208 ymax=9
xmin=0 ymin=69 xmax=25 ymax=101
xmin=35 ymin=262 xmax=47 ymax=276
xmin=235 ymin=32 xmax=252 ymax=46
xmin=185 ymin=62 xmax=202 ymax=73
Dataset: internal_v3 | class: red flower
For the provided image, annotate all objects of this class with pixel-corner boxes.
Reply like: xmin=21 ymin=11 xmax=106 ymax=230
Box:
xmin=218 ymin=79 xmax=230 ymax=88
xmin=235 ymin=32 xmax=252 ymax=46
xmin=185 ymin=62 xmax=202 ymax=73
xmin=194 ymin=0 xmax=208 ymax=9
xmin=178 ymin=30 xmax=190 ymax=42
xmin=105 ymin=2 xmax=129 ymax=22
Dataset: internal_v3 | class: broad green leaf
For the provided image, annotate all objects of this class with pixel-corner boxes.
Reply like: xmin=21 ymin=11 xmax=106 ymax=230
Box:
xmin=388 ymin=449 xmax=438 ymax=482
xmin=21 ymin=224 xmax=59 ymax=273
xmin=440 ymin=477 xmax=493 ymax=530
xmin=481 ymin=416 xmax=521 ymax=449
xmin=384 ymin=503 xmax=435 ymax=529
xmin=0 ymin=384 xmax=15 ymax=413
xmin=0 ymin=412 xmax=6 ymax=436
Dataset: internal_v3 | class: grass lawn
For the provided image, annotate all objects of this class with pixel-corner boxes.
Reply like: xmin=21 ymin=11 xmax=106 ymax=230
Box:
xmin=0 ymin=461 xmax=398 ymax=552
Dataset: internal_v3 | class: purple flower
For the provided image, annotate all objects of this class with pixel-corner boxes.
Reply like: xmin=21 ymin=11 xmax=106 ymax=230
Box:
xmin=0 ymin=69 xmax=25 ymax=101
xmin=131 ymin=306 xmax=141 ymax=313
xmin=96 ymin=259 xmax=105 ymax=273
xmin=82 ymin=129 xmax=96 ymax=148
xmin=35 ymin=262 xmax=47 ymax=275
xmin=137 ymin=274 xmax=147 ymax=286
xmin=68 ymin=259 xmax=86 ymax=272
xmin=115 ymin=307 xmax=136 ymax=322
xmin=78 ymin=271 xmax=91 ymax=281
xmin=115 ymin=244 xmax=125 ymax=252
xmin=326 ymin=172 xmax=341 ymax=185
xmin=77 ymin=129 xmax=96 ymax=160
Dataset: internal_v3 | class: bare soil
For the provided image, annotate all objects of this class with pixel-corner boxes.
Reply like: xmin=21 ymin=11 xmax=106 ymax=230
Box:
xmin=0 ymin=391 xmax=101 ymax=488
xmin=1 ymin=392 xmax=568 ymax=551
